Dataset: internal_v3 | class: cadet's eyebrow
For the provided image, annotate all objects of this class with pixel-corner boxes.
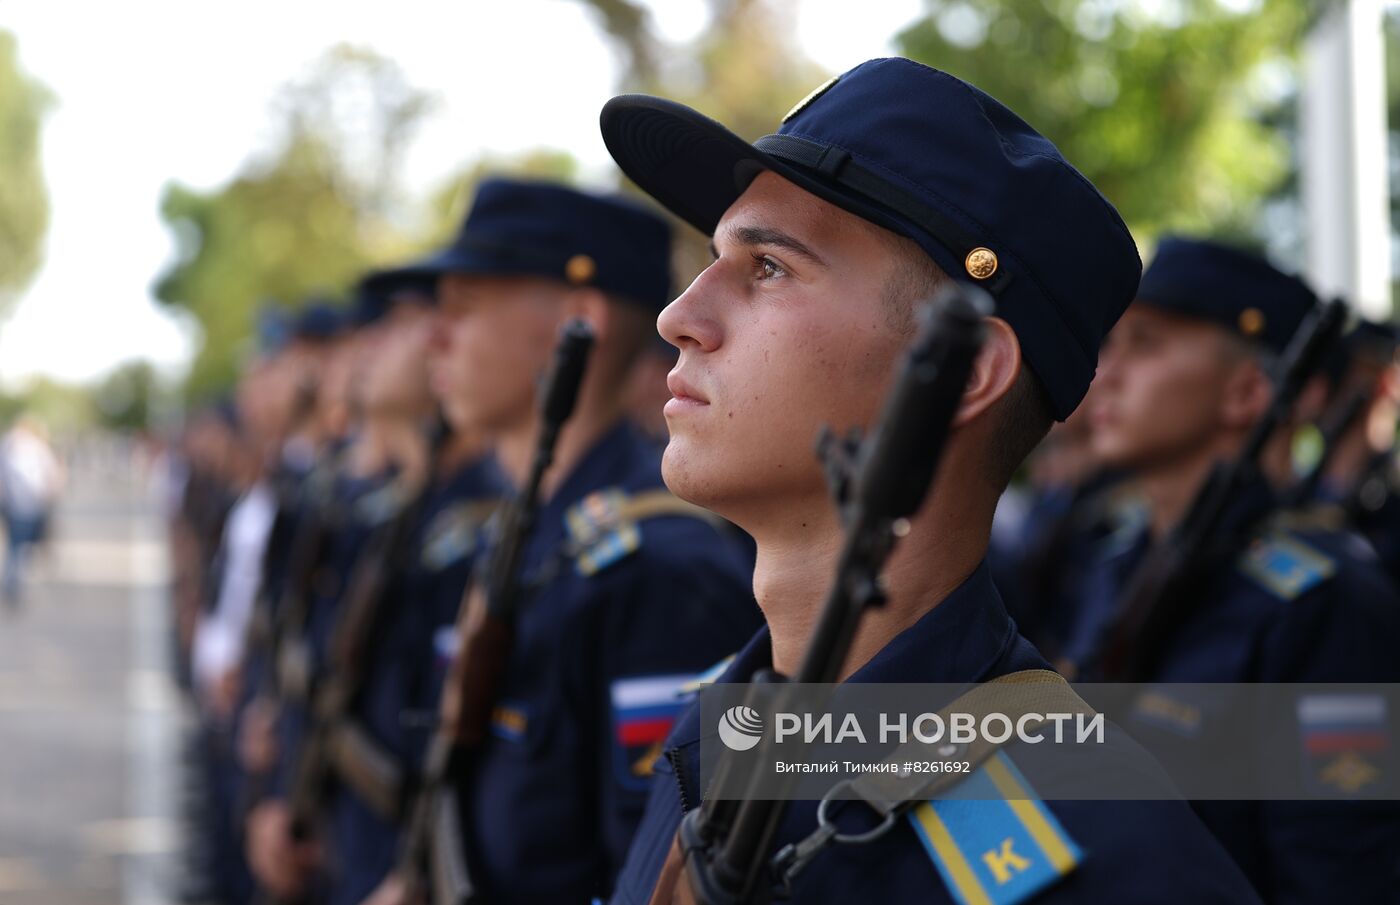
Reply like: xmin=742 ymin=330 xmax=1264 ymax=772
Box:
xmin=719 ymin=224 xmax=827 ymax=267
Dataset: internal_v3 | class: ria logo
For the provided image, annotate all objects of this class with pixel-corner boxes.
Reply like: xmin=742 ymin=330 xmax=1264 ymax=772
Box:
xmin=718 ymin=705 xmax=764 ymax=751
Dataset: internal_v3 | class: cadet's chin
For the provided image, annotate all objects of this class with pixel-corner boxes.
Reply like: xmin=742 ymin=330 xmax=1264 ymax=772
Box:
xmin=660 ymin=436 xmax=721 ymax=511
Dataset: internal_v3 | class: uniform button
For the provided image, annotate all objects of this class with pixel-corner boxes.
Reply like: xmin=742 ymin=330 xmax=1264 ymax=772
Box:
xmin=964 ymin=247 xmax=998 ymax=280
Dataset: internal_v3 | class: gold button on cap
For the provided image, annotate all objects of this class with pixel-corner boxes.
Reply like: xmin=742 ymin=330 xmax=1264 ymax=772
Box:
xmin=1238 ymin=307 xmax=1266 ymax=337
xmin=565 ymin=254 xmax=596 ymax=285
xmin=965 ymin=247 xmax=998 ymax=280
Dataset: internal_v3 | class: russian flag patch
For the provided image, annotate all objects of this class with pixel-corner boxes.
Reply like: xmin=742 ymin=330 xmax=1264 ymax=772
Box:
xmin=610 ymin=673 xmax=693 ymax=786
xmin=1298 ymin=693 xmax=1390 ymax=795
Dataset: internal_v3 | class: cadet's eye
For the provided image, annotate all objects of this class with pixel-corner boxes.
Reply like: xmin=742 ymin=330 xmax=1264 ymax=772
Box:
xmin=753 ymin=253 xmax=786 ymax=281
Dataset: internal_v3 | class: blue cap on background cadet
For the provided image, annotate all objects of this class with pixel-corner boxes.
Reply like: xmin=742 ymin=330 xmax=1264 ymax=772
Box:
xmin=1137 ymin=236 xmax=1318 ymax=355
xmin=255 ymin=304 xmax=292 ymax=356
xmin=600 ymin=57 xmax=1141 ymax=420
xmin=363 ymin=177 xmax=673 ymax=310
xmin=351 ymin=283 xmax=389 ymax=328
xmin=1323 ymin=315 xmax=1400 ymax=385
xmin=352 ymin=268 xmax=436 ymax=328
xmin=291 ymin=299 xmax=347 ymax=342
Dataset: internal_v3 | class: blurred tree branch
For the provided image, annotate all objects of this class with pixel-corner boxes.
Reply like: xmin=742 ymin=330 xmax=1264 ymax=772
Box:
xmin=154 ymin=45 xmax=434 ymax=399
xmin=0 ymin=31 xmax=52 ymax=317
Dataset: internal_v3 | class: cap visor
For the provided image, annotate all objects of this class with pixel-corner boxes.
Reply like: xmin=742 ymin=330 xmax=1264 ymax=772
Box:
xmin=601 ymin=95 xmax=923 ymax=244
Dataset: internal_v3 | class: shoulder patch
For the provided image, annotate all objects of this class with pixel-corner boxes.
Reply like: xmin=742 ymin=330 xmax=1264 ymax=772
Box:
xmin=1100 ymin=493 xmax=1149 ymax=555
xmin=420 ymin=499 xmax=497 ymax=570
xmin=566 ymin=488 xmax=641 ymax=576
xmin=354 ymin=479 xmax=413 ymax=526
xmin=908 ymin=751 xmax=1081 ymax=905
xmin=1236 ymin=532 xmax=1336 ymax=600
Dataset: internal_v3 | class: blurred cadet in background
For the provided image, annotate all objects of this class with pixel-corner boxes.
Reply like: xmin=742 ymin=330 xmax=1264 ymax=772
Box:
xmin=186 ymin=300 xmax=350 ymax=905
xmin=0 ymin=414 xmax=64 ymax=606
xmin=243 ymin=281 xmax=444 ymax=901
xmin=361 ymin=177 xmax=760 ymax=905
xmin=622 ymin=333 xmax=677 ymax=446
xmin=1292 ymin=318 xmax=1400 ymax=583
xmin=1047 ymin=236 xmax=1400 ymax=902
xmin=170 ymin=402 xmax=242 ymax=691
xmin=302 ymin=268 xmax=502 ymax=905
xmin=193 ymin=303 xmax=339 ymax=722
xmin=987 ymin=398 xmax=1124 ymax=644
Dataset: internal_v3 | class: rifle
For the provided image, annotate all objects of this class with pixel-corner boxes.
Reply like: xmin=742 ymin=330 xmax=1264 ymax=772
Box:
xmin=1098 ymin=298 xmax=1348 ymax=681
xmin=678 ymin=283 xmax=991 ymax=905
xmin=1345 ymin=446 xmax=1399 ymax=520
xmin=252 ymin=421 xmax=449 ymax=905
xmin=238 ymin=452 xmax=346 ymax=821
xmin=397 ymin=318 xmax=595 ymax=905
xmin=1279 ymin=384 xmax=1372 ymax=511
xmin=279 ymin=419 xmax=453 ymax=845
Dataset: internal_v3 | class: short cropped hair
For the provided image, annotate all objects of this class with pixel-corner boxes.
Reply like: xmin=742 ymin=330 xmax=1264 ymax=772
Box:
xmin=876 ymin=227 xmax=1055 ymax=489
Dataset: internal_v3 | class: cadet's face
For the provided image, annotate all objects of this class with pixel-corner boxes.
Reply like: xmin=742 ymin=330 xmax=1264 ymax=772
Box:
xmin=360 ymin=304 xmax=434 ymax=414
xmin=1090 ymin=305 xmax=1246 ymax=471
xmin=430 ymin=275 xmax=563 ymax=434
xmin=657 ymin=172 xmax=909 ymax=521
xmin=318 ymin=336 xmax=357 ymax=417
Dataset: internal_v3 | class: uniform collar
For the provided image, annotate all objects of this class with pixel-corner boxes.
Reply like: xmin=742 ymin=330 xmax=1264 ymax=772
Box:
xmin=670 ymin=560 xmax=1017 ymax=750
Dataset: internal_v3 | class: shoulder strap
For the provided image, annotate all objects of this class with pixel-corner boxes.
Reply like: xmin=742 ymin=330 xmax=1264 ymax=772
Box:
xmin=775 ymin=671 xmax=1092 ymax=894
xmin=564 ymin=487 xmax=730 ymax=576
xmin=850 ymin=670 xmax=1093 ymax=812
xmin=610 ymin=487 xmax=726 ymax=528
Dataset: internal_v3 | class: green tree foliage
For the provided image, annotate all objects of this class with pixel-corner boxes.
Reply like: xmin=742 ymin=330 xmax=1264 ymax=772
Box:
xmin=577 ymin=0 xmax=829 ymax=276
xmin=0 ymin=31 xmax=52 ymax=314
xmin=155 ymin=45 xmax=434 ymax=399
xmin=896 ymin=0 xmax=1311 ymax=239
xmin=93 ymin=360 xmax=161 ymax=432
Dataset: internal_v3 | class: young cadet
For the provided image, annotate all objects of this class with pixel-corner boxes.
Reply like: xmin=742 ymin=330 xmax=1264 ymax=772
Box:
xmin=319 ymin=271 xmax=503 ymax=905
xmin=1077 ymin=237 xmax=1400 ymax=901
xmin=246 ymin=285 xmax=444 ymax=901
xmin=1303 ymin=319 xmax=1400 ymax=585
xmin=366 ymin=177 xmax=760 ymax=905
xmin=600 ymin=57 xmax=1261 ymax=905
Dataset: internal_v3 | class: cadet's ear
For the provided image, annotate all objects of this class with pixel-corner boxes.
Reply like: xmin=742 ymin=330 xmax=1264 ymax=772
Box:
xmin=1219 ymin=357 xmax=1273 ymax=429
xmin=954 ymin=316 xmax=1019 ymax=427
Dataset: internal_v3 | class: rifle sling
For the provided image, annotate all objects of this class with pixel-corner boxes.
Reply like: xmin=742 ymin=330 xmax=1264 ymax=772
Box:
xmin=848 ymin=669 xmax=1094 ymax=815
xmin=325 ymin=718 xmax=406 ymax=822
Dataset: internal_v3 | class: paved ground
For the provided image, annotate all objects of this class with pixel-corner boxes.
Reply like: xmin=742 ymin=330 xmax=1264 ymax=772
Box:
xmin=0 ymin=448 xmax=181 ymax=905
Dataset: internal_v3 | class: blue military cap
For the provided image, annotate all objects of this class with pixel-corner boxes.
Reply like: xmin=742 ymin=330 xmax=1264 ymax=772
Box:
xmin=351 ymin=284 xmax=388 ymax=328
xmin=1342 ymin=317 xmax=1400 ymax=364
xmin=1321 ymin=315 xmax=1400 ymax=385
xmin=600 ymin=57 xmax=1141 ymax=420
xmin=1137 ymin=237 xmax=1318 ymax=355
xmin=363 ymin=177 xmax=673 ymax=310
xmin=291 ymin=299 xmax=347 ymax=342
xmin=351 ymin=268 xmax=435 ymax=328
xmin=255 ymin=304 xmax=292 ymax=356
